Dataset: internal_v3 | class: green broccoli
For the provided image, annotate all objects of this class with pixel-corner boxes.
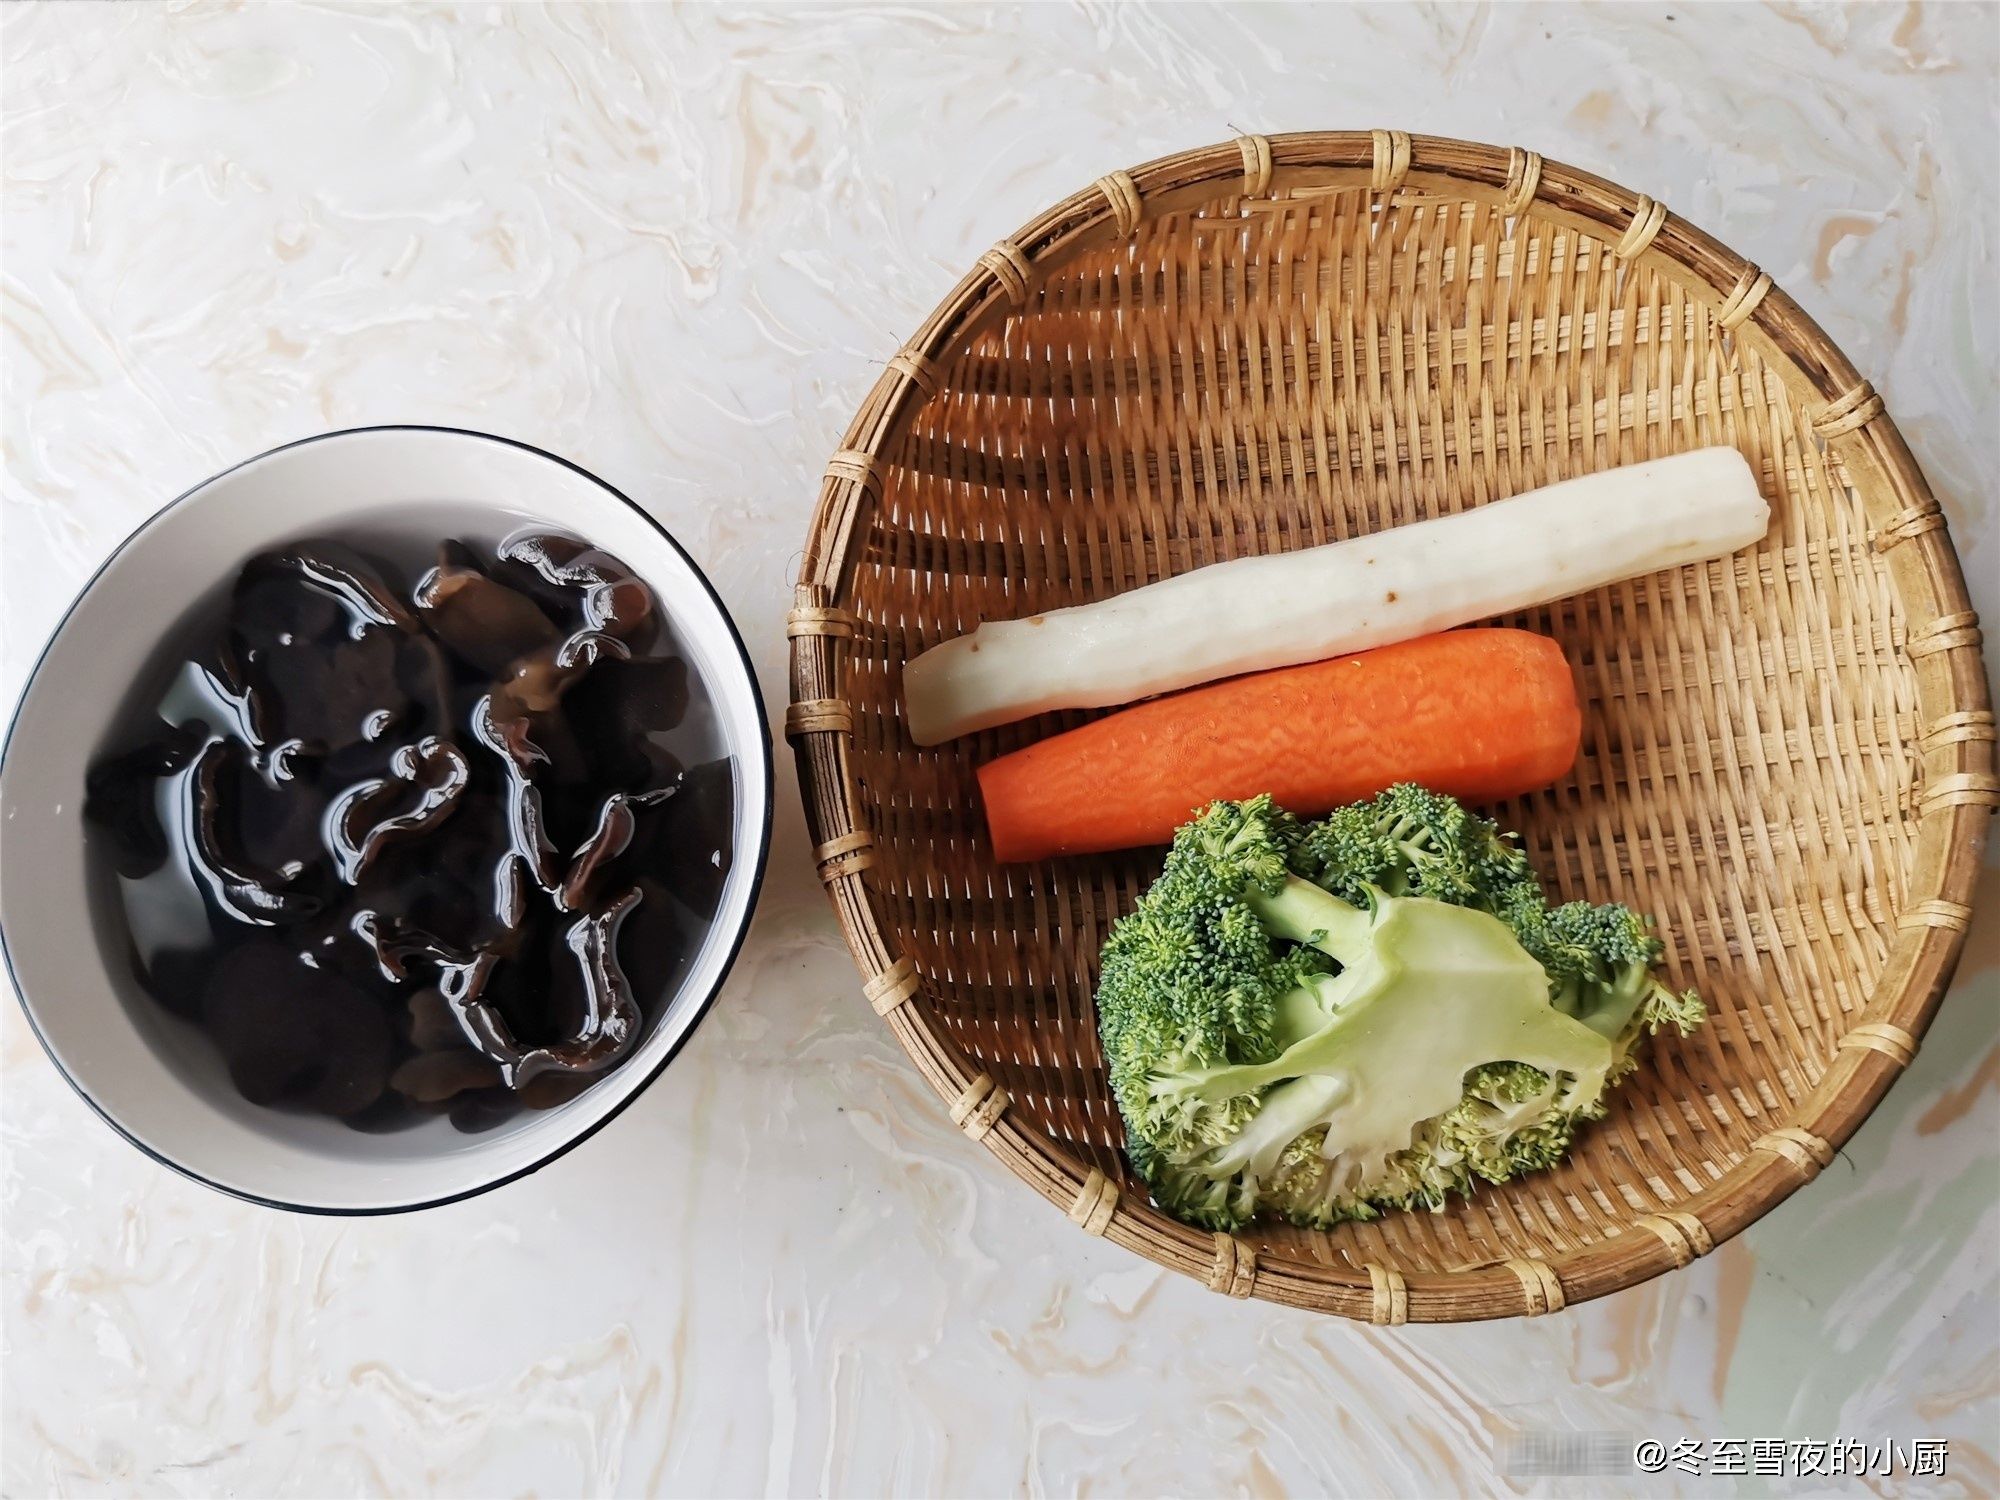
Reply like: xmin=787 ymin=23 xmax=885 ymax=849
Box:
xmin=1095 ymin=788 xmax=1705 ymax=1231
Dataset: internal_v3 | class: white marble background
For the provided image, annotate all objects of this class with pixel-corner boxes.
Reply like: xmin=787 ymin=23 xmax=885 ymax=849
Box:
xmin=3 ymin=3 xmax=1995 ymax=1496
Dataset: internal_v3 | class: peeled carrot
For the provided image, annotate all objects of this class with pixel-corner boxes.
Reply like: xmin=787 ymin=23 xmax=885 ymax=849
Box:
xmin=976 ymin=629 xmax=1580 ymax=863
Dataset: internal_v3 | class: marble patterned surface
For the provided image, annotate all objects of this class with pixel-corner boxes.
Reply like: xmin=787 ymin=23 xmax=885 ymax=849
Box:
xmin=3 ymin=3 xmax=1995 ymax=1496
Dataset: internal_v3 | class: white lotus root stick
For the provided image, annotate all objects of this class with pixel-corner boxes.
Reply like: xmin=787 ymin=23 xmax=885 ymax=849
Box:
xmin=902 ymin=447 xmax=1770 ymax=745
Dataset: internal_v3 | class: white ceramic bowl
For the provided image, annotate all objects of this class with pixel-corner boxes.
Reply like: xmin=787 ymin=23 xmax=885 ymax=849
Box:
xmin=0 ymin=427 xmax=772 ymax=1212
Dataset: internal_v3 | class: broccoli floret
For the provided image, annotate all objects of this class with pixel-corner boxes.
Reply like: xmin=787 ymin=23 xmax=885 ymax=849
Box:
xmin=1095 ymin=797 xmax=1330 ymax=1159
xmin=1094 ymin=788 xmax=1707 ymax=1231
xmin=1292 ymin=781 xmax=1537 ymax=909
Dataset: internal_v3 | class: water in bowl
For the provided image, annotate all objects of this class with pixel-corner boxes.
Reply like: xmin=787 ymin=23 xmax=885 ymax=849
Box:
xmin=82 ymin=504 xmax=735 ymax=1138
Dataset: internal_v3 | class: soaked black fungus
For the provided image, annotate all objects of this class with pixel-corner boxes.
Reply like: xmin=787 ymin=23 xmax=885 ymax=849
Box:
xmin=84 ymin=530 xmax=732 ymax=1132
xmin=84 ymin=725 xmax=203 ymax=878
xmin=200 ymin=942 xmax=393 ymax=1115
xmin=414 ymin=544 xmax=562 ymax=677
xmin=650 ymin=758 xmax=736 ymax=920
xmin=496 ymin=533 xmax=655 ymax=641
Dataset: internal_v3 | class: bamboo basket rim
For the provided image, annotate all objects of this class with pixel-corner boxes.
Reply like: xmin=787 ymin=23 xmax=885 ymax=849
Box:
xmin=789 ymin=131 xmax=1998 ymax=1321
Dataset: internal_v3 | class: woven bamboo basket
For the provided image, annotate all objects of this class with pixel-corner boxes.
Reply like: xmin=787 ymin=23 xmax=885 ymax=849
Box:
xmin=788 ymin=132 xmax=1997 ymax=1321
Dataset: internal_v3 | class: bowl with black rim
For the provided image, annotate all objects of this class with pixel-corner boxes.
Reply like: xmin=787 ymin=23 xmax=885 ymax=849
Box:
xmin=0 ymin=426 xmax=772 ymax=1212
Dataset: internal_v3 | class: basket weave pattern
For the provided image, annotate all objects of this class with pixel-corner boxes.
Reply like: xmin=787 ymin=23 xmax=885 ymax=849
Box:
xmin=789 ymin=133 xmax=1997 ymax=1320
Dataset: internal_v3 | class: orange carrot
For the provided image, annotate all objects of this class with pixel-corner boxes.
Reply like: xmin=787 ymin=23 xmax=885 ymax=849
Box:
xmin=976 ymin=629 xmax=1580 ymax=863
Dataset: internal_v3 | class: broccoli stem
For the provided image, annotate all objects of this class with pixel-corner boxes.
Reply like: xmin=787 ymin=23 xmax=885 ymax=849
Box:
xmin=1248 ymin=874 xmax=1373 ymax=964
